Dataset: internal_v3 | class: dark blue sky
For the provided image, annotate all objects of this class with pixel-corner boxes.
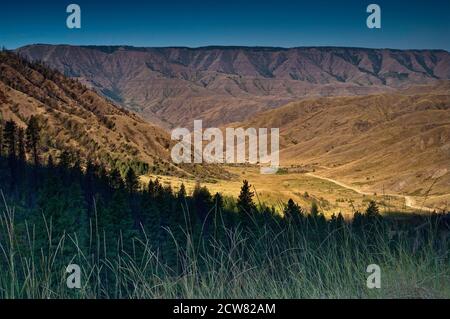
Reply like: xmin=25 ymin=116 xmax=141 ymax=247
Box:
xmin=1 ymin=0 xmax=449 ymax=50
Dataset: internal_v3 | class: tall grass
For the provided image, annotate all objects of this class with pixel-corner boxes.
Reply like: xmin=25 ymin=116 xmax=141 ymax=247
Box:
xmin=0 ymin=196 xmax=449 ymax=299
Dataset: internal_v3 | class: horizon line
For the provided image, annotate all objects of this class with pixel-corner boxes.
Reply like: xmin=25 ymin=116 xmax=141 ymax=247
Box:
xmin=11 ymin=43 xmax=450 ymax=53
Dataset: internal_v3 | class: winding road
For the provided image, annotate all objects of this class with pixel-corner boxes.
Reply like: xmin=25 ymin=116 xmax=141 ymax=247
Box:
xmin=306 ymin=172 xmax=436 ymax=212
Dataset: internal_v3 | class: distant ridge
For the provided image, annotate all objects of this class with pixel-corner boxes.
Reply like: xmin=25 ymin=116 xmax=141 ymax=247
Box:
xmin=24 ymin=43 xmax=450 ymax=52
xmin=18 ymin=44 xmax=450 ymax=127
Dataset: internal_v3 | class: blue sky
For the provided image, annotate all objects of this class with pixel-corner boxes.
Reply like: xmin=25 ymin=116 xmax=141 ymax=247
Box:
xmin=1 ymin=0 xmax=449 ymax=50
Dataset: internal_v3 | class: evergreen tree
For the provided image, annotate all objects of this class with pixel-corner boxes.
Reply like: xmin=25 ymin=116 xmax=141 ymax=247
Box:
xmin=71 ymin=158 xmax=83 ymax=182
xmin=284 ymin=198 xmax=303 ymax=223
xmin=213 ymin=192 xmax=224 ymax=209
xmin=58 ymin=150 xmax=72 ymax=169
xmin=57 ymin=150 xmax=73 ymax=185
xmin=17 ymin=128 xmax=26 ymax=163
xmin=192 ymin=182 xmax=213 ymax=239
xmin=47 ymin=154 xmax=54 ymax=168
xmin=310 ymin=201 xmax=319 ymax=216
xmin=352 ymin=211 xmax=364 ymax=229
xmin=237 ymin=180 xmax=256 ymax=214
xmin=147 ymin=179 xmax=156 ymax=197
xmin=177 ymin=183 xmax=187 ymax=200
xmin=3 ymin=120 xmax=17 ymax=189
xmin=84 ymin=160 xmax=97 ymax=219
xmin=150 ymin=178 xmax=164 ymax=198
xmin=366 ymin=201 xmax=380 ymax=218
xmin=125 ymin=167 xmax=139 ymax=194
xmin=3 ymin=120 xmax=17 ymax=160
xmin=336 ymin=212 xmax=345 ymax=228
xmin=0 ymin=121 xmax=3 ymax=156
xmin=211 ymin=192 xmax=225 ymax=241
xmin=109 ymin=168 xmax=123 ymax=189
xmin=25 ymin=115 xmax=40 ymax=166
xmin=125 ymin=167 xmax=142 ymax=227
xmin=141 ymin=180 xmax=161 ymax=232
xmin=364 ymin=201 xmax=383 ymax=234
xmin=192 ymin=182 xmax=212 ymax=219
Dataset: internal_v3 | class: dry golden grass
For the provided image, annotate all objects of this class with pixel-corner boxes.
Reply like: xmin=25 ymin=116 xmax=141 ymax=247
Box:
xmin=142 ymin=166 xmax=426 ymax=217
xmin=232 ymin=83 xmax=450 ymax=201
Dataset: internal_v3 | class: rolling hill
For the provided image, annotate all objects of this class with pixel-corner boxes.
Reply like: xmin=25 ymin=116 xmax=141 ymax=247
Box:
xmin=235 ymin=82 xmax=450 ymax=200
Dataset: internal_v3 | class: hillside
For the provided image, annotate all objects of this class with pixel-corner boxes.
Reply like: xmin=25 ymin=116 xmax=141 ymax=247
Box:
xmin=236 ymin=82 xmax=450 ymax=199
xmin=17 ymin=45 xmax=450 ymax=128
xmin=0 ymin=50 xmax=179 ymax=176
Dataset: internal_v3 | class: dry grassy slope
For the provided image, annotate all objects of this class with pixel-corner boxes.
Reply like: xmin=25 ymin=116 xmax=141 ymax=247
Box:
xmin=0 ymin=51 xmax=174 ymax=172
xmin=237 ymin=82 xmax=450 ymax=197
xmin=17 ymin=45 xmax=450 ymax=127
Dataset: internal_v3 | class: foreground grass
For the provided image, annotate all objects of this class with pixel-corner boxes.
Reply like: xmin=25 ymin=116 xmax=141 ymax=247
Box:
xmin=0 ymin=201 xmax=449 ymax=299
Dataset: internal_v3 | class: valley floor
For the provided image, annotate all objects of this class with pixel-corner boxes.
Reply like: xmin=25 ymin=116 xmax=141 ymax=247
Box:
xmin=143 ymin=166 xmax=447 ymax=216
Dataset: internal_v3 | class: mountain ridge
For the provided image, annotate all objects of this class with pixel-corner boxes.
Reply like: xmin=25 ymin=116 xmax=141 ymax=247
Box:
xmin=21 ymin=43 xmax=450 ymax=52
xmin=17 ymin=44 xmax=450 ymax=128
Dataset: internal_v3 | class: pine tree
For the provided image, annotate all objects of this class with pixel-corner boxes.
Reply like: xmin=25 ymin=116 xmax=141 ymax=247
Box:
xmin=141 ymin=179 xmax=161 ymax=229
xmin=57 ymin=150 xmax=72 ymax=185
xmin=213 ymin=192 xmax=224 ymax=209
xmin=364 ymin=200 xmax=382 ymax=232
xmin=237 ymin=180 xmax=256 ymax=214
xmin=125 ymin=167 xmax=139 ymax=194
xmin=192 ymin=182 xmax=212 ymax=218
xmin=366 ymin=201 xmax=380 ymax=217
xmin=206 ymin=192 xmax=225 ymax=242
xmin=192 ymin=182 xmax=213 ymax=239
xmin=125 ymin=167 xmax=142 ymax=227
xmin=17 ymin=128 xmax=26 ymax=163
xmin=3 ymin=120 xmax=17 ymax=160
xmin=0 ymin=121 xmax=3 ymax=156
xmin=58 ymin=150 xmax=72 ymax=169
xmin=310 ymin=201 xmax=319 ymax=216
xmin=3 ymin=120 xmax=17 ymax=189
xmin=336 ymin=212 xmax=345 ymax=228
xmin=109 ymin=168 xmax=123 ymax=189
xmin=84 ymin=159 xmax=96 ymax=219
xmin=47 ymin=154 xmax=54 ymax=168
xmin=284 ymin=198 xmax=303 ymax=223
xmin=177 ymin=183 xmax=187 ymax=200
xmin=150 ymin=178 xmax=164 ymax=198
xmin=352 ymin=211 xmax=364 ymax=229
xmin=147 ymin=179 xmax=156 ymax=197
xmin=25 ymin=115 xmax=40 ymax=166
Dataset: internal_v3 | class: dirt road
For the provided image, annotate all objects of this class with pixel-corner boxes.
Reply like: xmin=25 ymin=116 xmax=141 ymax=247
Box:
xmin=306 ymin=172 xmax=435 ymax=212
